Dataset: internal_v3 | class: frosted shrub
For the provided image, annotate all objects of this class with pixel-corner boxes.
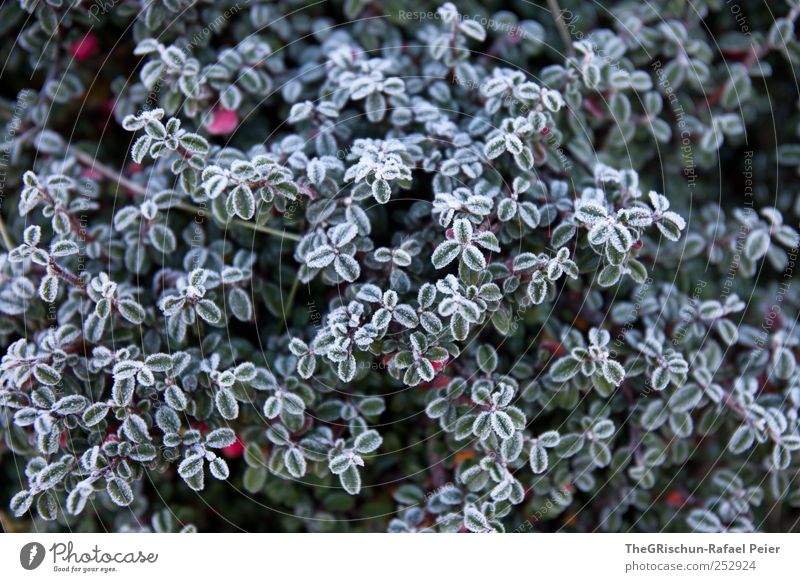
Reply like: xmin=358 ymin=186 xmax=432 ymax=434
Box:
xmin=1 ymin=0 xmax=800 ymax=533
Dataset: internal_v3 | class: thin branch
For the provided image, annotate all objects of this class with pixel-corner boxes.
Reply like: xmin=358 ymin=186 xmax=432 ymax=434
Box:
xmin=71 ymin=149 xmax=302 ymax=242
xmin=275 ymin=274 xmax=301 ymax=334
xmin=547 ymin=0 xmax=575 ymax=59
xmin=72 ymin=149 xmax=148 ymax=196
xmin=48 ymin=258 xmax=86 ymax=290
xmin=0 ymin=214 xmax=13 ymax=250
xmin=174 ymin=202 xmax=302 ymax=242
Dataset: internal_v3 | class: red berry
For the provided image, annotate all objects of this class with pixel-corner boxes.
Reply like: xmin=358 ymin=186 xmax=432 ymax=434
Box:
xmin=431 ymin=358 xmax=449 ymax=374
xmin=445 ymin=229 xmax=454 ymax=239
xmin=665 ymin=489 xmax=687 ymax=508
xmin=542 ymin=340 xmax=565 ymax=356
xmin=70 ymin=33 xmax=99 ymax=61
xmin=431 ymin=374 xmax=452 ymax=388
xmin=102 ymin=99 xmax=116 ymax=117
xmin=190 ymin=420 xmax=209 ymax=432
xmin=632 ymin=240 xmax=643 ymax=250
xmin=222 ymin=437 xmax=245 ymax=459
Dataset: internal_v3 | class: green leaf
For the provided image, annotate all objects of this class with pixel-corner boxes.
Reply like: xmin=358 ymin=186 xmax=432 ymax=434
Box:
xmin=592 ymin=419 xmax=615 ymax=440
xmin=529 ymin=444 xmax=549 ymax=474
xmin=450 ymin=312 xmax=470 ymax=341
xmin=498 ymin=198 xmax=516 ymax=221
xmin=39 ymin=276 xmax=59 ymax=303
xmin=334 ymin=254 xmax=360 ymax=282
xmin=215 ymin=388 xmax=239 ymax=420
xmin=462 ymin=245 xmax=486 ymax=271
xmin=50 ymin=240 xmax=79 ymax=257
xmin=131 ymin=135 xmax=151 ymax=163
xmin=556 ymin=434 xmax=584 ymax=458
xmin=550 ymin=356 xmax=581 ymax=382
xmin=306 ymin=244 xmax=336 ymax=268
xmin=491 ymin=411 xmax=514 ymax=440
xmin=728 ymin=425 xmax=754 ymax=454
xmin=514 ymin=146 xmax=534 ymax=170
xmin=284 ymin=448 xmax=307 ymax=478
xmin=82 ymin=403 xmax=109 ymax=427
xmin=298 ymin=354 xmax=316 ymax=379
xmin=773 ymin=347 xmax=796 ymax=380
xmin=453 ymin=219 xmax=473 ymax=244
xmin=338 ymin=355 xmax=357 ymax=382
xmin=180 ymin=132 xmax=210 ymax=155
xmin=687 ymin=509 xmax=722 ymax=532
xmin=196 ymin=300 xmax=222 ymax=324
xmin=209 ymin=457 xmax=230 ymax=480
xmin=744 ymin=229 xmax=770 ymax=260
xmin=339 ymin=465 xmax=361 ymax=495
xmin=715 ymin=318 xmax=738 ymax=346
xmin=354 ymin=429 xmax=382 ymax=453
xmin=372 ymin=179 xmax=391 ymax=203
xmin=464 ymin=507 xmax=491 ymax=532
xmin=589 ymin=440 xmax=612 ymax=467
xmin=228 ymin=287 xmax=253 ymax=321
xmin=527 ymin=276 xmax=547 ymax=304
xmin=106 ymin=479 xmax=134 ymax=507
xmin=598 ymin=264 xmax=621 ymax=287
xmin=601 ymin=360 xmax=625 ymax=386
xmin=668 ymin=385 xmax=702 ymax=413
xmin=484 ymin=135 xmax=505 ymax=159
xmin=593 ymin=374 xmax=616 ymax=397
xmin=34 ymin=363 xmax=61 ymax=386
xmin=459 ymin=19 xmax=486 ymax=41
xmin=432 ymin=240 xmax=461 ymax=269
xmin=230 ymin=184 xmax=256 ymax=220
xmin=179 ymin=455 xmax=205 ymax=480
xmin=206 ymin=428 xmax=236 ymax=448
xmin=476 ymin=344 xmax=498 ymax=373
xmin=118 ymin=300 xmax=146 ymax=324
xmin=330 ymin=222 xmax=358 ymax=247
xmin=52 ymin=395 xmax=87 ymax=415
xmin=426 ymin=397 xmax=449 ymax=419
xmin=656 ymin=216 xmax=683 ymax=241
xmin=551 ymin=223 xmax=576 ymax=247
xmin=122 ymin=414 xmax=151 ymax=443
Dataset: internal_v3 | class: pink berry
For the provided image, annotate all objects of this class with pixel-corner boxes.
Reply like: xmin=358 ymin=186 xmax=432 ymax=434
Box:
xmin=207 ymin=108 xmax=239 ymax=135
xmin=80 ymin=168 xmax=104 ymax=181
xmin=70 ymin=33 xmax=99 ymax=61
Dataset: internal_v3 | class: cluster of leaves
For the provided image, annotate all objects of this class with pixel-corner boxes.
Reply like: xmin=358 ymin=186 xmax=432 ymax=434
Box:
xmin=1 ymin=0 xmax=800 ymax=533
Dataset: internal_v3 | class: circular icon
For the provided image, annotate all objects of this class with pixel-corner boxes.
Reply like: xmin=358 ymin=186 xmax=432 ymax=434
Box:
xmin=20 ymin=542 xmax=46 ymax=570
